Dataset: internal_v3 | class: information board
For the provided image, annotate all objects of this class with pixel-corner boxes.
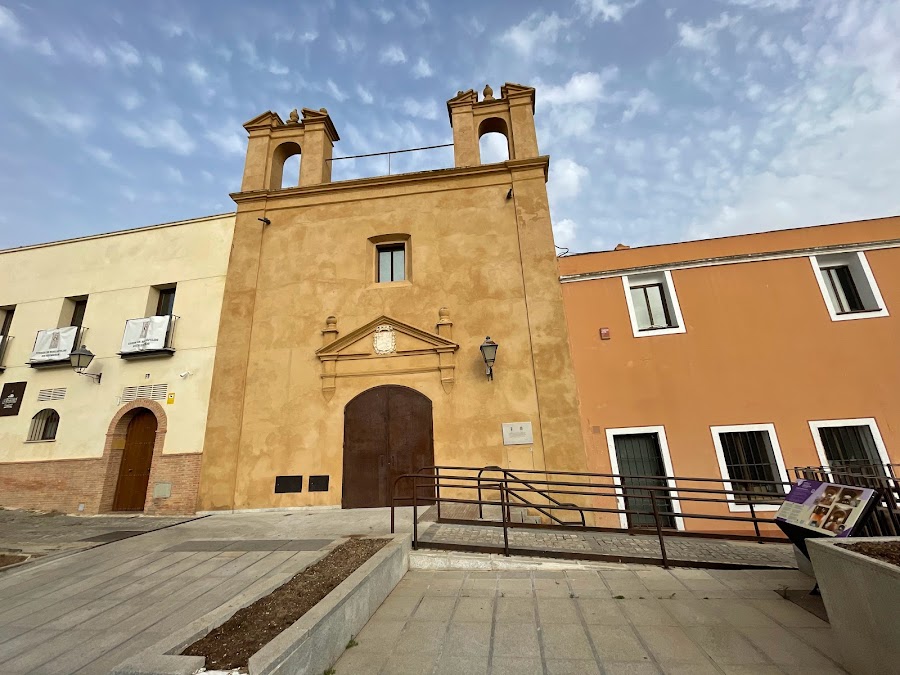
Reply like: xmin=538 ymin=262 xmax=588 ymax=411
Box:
xmin=775 ymin=479 xmax=877 ymax=538
xmin=0 ymin=382 xmax=26 ymax=417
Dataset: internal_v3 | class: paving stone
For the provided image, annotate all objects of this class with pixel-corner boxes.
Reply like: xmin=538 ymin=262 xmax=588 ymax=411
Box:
xmin=738 ymin=626 xmax=845 ymax=670
xmin=352 ymin=618 xmax=407 ymax=652
xmin=536 ymin=597 xmax=581 ymax=624
xmin=577 ymin=598 xmax=628 ymax=624
xmin=635 ymin=625 xmax=711 ymax=663
xmin=497 ymin=578 xmax=533 ymax=597
xmin=659 ymin=598 xmax=723 ymax=626
xmin=490 ymin=656 xmax=543 ymax=675
xmin=331 ymin=647 xmax=388 ymax=675
xmin=659 ymin=661 xmax=722 ymax=674
xmin=603 ymin=662 xmax=663 ymax=674
xmin=412 ymin=596 xmax=456 ymax=621
xmin=494 ymin=597 xmax=536 ymax=623
xmin=373 ymin=593 xmax=422 ymax=620
xmin=619 ymin=599 xmax=680 ymax=626
xmin=540 ymin=623 xmax=594 ymax=660
xmin=491 ymin=622 xmax=541 ymax=657
xmin=433 ymin=655 xmax=489 ymax=675
xmin=717 ymin=666 xmax=785 ymax=675
xmin=545 ymin=658 xmax=602 ymax=674
xmin=586 ymin=624 xmax=652 ymax=661
xmin=452 ymin=596 xmax=494 ymax=622
xmin=379 ymin=652 xmax=439 ymax=675
xmin=682 ymin=625 xmax=770 ymax=665
xmin=443 ymin=621 xmax=492 ymax=656
xmin=393 ymin=620 xmax=449 ymax=654
xmin=749 ymin=598 xmax=830 ymax=628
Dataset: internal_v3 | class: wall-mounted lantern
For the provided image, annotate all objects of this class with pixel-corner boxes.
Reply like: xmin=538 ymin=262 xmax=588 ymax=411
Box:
xmin=480 ymin=336 xmax=498 ymax=380
xmin=70 ymin=345 xmax=102 ymax=383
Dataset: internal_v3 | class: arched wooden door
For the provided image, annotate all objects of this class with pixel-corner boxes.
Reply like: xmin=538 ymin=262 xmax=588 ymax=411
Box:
xmin=112 ymin=409 xmax=157 ymax=511
xmin=342 ymin=386 xmax=434 ymax=509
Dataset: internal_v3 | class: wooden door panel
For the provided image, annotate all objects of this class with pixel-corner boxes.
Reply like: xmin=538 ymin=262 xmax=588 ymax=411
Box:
xmin=113 ymin=410 xmax=157 ymax=512
xmin=342 ymin=386 xmax=434 ymax=509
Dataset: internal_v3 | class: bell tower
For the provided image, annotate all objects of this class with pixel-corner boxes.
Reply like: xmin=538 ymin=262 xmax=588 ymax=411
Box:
xmin=240 ymin=107 xmax=340 ymax=191
xmin=446 ymin=83 xmax=539 ymax=168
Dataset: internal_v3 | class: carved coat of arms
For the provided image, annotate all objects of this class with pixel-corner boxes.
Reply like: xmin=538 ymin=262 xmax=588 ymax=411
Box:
xmin=373 ymin=324 xmax=396 ymax=354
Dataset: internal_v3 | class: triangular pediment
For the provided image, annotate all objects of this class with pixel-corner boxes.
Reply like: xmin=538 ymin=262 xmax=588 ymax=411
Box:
xmin=316 ymin=315 xmax=458 ymax=358
xmin=243 ymin=111 xmax=284 ymax=130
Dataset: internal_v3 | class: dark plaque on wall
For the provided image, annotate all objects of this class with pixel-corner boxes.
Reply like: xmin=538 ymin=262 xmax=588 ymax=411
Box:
xmin=309 ymin=475 xmax=330 ymax=492
xmin=0 ymin=382 xmax=26 ymax=417
xmin=274 ymin=475 xmax=304 ymax=493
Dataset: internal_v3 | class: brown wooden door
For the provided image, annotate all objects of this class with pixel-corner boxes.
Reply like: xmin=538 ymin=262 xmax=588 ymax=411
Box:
xmin=112 ymin=410 xmax=157 ymax=511
xmin=342 ymin=386 xmax=434 ymax=509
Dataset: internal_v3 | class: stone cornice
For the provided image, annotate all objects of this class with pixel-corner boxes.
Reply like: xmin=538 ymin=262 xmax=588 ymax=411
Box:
xmin=230 ymin=156 xmax=550 ymax=204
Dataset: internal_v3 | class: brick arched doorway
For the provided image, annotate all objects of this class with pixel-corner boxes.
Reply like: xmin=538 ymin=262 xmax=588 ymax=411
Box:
xmin=342 ymin=385 xmax=434 ymax=509
xmin=100 ymin=399 xmax=168 ymax=513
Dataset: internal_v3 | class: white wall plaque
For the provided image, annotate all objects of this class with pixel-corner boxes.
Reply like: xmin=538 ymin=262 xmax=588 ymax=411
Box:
xmin=373 ymin=324 xmax=396 ymax=354
xmin=502 ymin=422 xmax=533 ymax=446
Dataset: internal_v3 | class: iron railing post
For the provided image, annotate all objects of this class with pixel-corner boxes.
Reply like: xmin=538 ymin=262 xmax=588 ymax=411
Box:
xmin=500 ymin=480 xmax=510 ymax=557
xmin=435 ymin=467 xmax=441 ymax=521
xmin=649 ymin=489 xmax=669 ymax=569
xmin=412 ymin=476 xmax=418 ymax=551
xmin=748 ymin=499 xmax=761 ymax=541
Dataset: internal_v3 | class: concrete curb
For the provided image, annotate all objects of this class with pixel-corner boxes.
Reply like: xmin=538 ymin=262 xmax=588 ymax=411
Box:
xmin=808 ymin=536 xmax=900 ymax=675
xmin=110 ymin=534 xmax=410 ymax=675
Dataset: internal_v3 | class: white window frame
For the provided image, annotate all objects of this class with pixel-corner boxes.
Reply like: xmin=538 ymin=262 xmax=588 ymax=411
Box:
xmin=809 ymin=251 xmax=888 ymax=321
xmin=808 ymin=417 xmax=891 ymax=469
xmin=710 ymin=423 xmax=789 ymax=513
xmin=622 ymin=270 xmax=686 ymax=337
xmin=605 ymin=425 xmax=684 ymax=530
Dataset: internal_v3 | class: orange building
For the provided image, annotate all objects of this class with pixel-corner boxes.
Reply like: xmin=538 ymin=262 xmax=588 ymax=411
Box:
xmin=560 ymin=216 xmax=900 ymax=533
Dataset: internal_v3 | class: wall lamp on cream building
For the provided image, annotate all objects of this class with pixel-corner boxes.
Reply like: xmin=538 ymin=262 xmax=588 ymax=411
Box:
xmin=70 ymin=345 xmax=102 ymax=384
xmin=480 ymin=336 xmax=498 ymax=381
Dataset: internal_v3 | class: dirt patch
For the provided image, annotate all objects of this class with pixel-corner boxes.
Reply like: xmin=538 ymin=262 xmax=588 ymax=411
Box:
xmin=838 ymin=541 xmax=900 ymax=566
xmin=0 ymin=554 xmax=28 ymax=569
xmin=183 ymin=537 xmax=389 ymax=671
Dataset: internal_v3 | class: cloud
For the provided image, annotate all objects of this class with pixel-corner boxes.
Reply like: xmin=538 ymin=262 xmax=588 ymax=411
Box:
xmin=118 ymin=90 xmax=143 ymax=111
xmin=501 ymin=12 xmax=568 ymax=59
xmin=480 ymin=133 xmax=509 ymax=163
xmin=147 ymin=55 xmax=163 ymax=73
xmin=541 ymin=70 xmax=619 ymax=105
xmin=412 ymin=57 xmax=433 ymax=78
xmin=165 ymin=167 xmax=185 ymax=184
xmin=576 ymin=0 xmax=640 ymax=24
xmin=85 ymin=146 xmax=121 ymax=171
xmin=185 ymin=61 xmax=209 ymax=84
xmin=119 ymin=118 xmax=196 ymax=155
xmin=326 ymin=79 xmax=347 ymax=101
xmin=62 ymin=35 xmax=108 ymax=66
xmin=110 ymin=41 xmax=141 ymax=68
xmin=268 ymin=61 xmax=289 ymax=75
xmin=0 ymin=5 xmax=23 ymax=44
xmin=357 ymin=85 xmax=374 ymax=104
xmin=549 ymin=158 xmax=589 ymax=201
xmin=622 ymin=89 xmax=660 ymax=121
xmin=373 ymin=7 xmax=394 ymax=22
xmin=397 ymin=97 xmax=439 ymax=120
xmin=21 ymin=98 xmax=94 ymax=134
xmin=677 ymin=13 xmax=739 ymax=53
xmin=553 ymin=218 xmax=578 ymax=247
xmin=380 ymin=44 xmax=406 ymax=64
xmin=204 ymin=125 xmax=245 ymax=156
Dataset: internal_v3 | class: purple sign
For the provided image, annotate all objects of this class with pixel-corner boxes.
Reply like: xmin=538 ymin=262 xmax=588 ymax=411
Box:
xmin=775 ymin=479 xmax=876 ymax=538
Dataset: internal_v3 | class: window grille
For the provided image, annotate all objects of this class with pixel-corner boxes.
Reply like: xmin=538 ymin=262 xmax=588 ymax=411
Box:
xmin=27 ymin=409 xmax=59 ymax=441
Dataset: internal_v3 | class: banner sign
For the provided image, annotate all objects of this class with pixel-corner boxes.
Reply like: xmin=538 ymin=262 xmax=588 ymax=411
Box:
xmin=30 ymin=326 xmax=77 ymax=363
xmin=0 ymin=381 xmax=26 ymax=417
xmin=775 ymin=479 xmax=876 ymax=538
xmin=121 ymin=316 xmax=170 ymax=353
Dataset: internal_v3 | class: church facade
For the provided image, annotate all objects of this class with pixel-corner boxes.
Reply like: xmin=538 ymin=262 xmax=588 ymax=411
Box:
xmin=196 ymin=84 xmax=589 ymax=511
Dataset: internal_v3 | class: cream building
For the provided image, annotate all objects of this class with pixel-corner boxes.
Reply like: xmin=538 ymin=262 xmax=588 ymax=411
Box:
xmin=0 ymin=214 xmax=233 ymax=514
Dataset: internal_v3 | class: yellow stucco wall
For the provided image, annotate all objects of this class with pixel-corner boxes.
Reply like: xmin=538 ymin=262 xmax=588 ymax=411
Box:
xmin=198 ymin=150 xmax=588 ymax=510
xmin=0 ymin=214 xmax=234 ymax=463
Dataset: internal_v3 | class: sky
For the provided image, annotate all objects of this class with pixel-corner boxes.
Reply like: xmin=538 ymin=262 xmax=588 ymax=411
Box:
xmin=0 ymin=0 xmax=898 ymax=254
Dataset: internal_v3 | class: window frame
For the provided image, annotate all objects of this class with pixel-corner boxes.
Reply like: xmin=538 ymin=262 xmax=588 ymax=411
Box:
xmin=26 ymin=408 xmax=60 ymax=443
xmin=622 ymin=270 xmax=686 ymax=337
xmin=605 ymin=425 xmax=684 ymax=530
xmin=375 ymin=242 xmax=407 ymax=284
xmin=810 ymin=252 xmax=888 ymax=321
xmin=710 ymin=423 xmax=789 ymax=513
xmin=808 ymin=418 xmax=891 ymax=470
xmin=155 ymin=286 xmax=177 ymax=316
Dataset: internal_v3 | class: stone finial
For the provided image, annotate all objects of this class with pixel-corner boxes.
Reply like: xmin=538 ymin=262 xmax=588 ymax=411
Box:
xmin=320 ymin=107 xmax=328 ymax=113
xmin=287 ymin=108 xmax=300 ymax=124
xmin=322 ymin=315 xmax=339 ymax=346
xmin=483 ymin=84 xmax=494 ymax=101
xmin=438 ymin=307 xmax=450 ymax=321
xmin=325 ymin=315 xmax=337 ymax=327
xmin=614 ymin=243 xmax=631 ymax=251
xmin=457 ymin=90 xmax=464 ymax=96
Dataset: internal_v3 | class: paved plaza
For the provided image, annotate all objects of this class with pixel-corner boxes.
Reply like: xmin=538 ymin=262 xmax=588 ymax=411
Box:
xmin=0 ymin=508 xmax=840 ymax=674
xmin=421 ymin=522 xmax=797 ymax=568
xmin=334 ymin=567 xmax=845 ymax=675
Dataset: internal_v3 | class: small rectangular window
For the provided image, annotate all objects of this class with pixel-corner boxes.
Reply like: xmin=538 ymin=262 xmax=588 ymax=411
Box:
xmin=811 ymin=252 xmax=887 ymax=321
xmin=814 ymin=422 xmax=886 ymax=477
xmin=630 ymin=284 xmax=673 ymax=330
xmin=377 ymin=244 xmax=405 ymax=283
xmin=156 ymin=287 xmax=176 ymax=316
xmin=718 ymin=431 xmax=785 ymax=503
xmin=623 ymin=271 xmax=685 ymax=337
xmin=70 ymin=298 xmax=88 ymax=328
xmin=0 ymin=307 xmax=14 ymax=338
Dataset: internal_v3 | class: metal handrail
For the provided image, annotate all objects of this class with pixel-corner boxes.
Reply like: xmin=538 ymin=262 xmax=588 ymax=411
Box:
xmin=475 ymin=466 xmax=586 ymax=526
